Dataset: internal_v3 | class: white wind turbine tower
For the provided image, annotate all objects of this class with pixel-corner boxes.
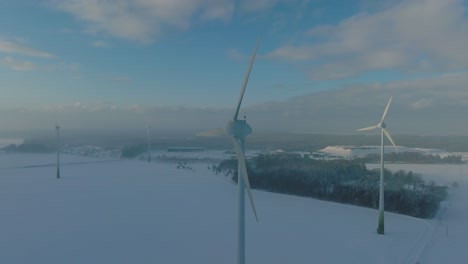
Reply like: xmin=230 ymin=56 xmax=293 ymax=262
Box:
xmin=198 ymin=38 xmax=260 ymax=264
xmin=228 ymin=39 xmax=259 ymax=264
xmin=56 ymin=124 xmax=61 ymax=179
xmin=356 ymin=96 xmax=396 ymax=234
xmin=147 ymin=124 xmax=151 ymax=162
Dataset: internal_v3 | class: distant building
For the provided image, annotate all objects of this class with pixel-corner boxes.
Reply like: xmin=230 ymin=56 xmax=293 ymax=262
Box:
xmin=167 ymin=147 xmax=205 ymax=152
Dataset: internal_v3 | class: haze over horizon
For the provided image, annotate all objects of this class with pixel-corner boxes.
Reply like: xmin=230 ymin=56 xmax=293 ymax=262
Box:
xmin=2 ymin=0 xmax=468 ymax=135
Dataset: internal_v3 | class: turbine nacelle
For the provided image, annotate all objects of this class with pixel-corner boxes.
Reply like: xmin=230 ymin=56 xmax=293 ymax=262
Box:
xmin=225 ymin=119 xmax=252 ymax=139
xmin=378 ymin=122 xmax=386 ymax=129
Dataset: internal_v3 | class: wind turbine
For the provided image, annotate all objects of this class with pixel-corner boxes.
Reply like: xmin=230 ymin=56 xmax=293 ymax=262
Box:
xmin=228 ymin=39 xmax=260 ymax=264
xmin=198 ymin=38 xmax=260 ymax=264
xmin=56 ymin=124 xmax=60 ymax=179
xmin=147 ymin=124 xmax=151 ymax=162
xmin=356 ymin=96 xmax=396 ymax=234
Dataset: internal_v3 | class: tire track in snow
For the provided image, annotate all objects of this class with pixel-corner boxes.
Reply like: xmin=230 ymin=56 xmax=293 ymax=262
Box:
xmin=403 ymin=217 xmax=433 ymax=264
xmin=404 ymin=197 xmax=451 ymax=264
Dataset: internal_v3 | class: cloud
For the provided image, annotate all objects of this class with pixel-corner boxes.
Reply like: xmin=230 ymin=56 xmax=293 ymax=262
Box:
xmin=247 ymin=71 xmax=468 ymax=134
xmin=0 ymin=40 xmax=56 ymax=58
xmin=1 ymin=57 xmax=36 ymax=71
xmin=44 ymin=101 xmax=119 ymax=113
xmin=1 ymin=102 xmax=231 ymax=132
xmin=309 ymin=50 xmax=408 ymax=80
xmin=239 ymin=0 xmax=308 ymax=13
xmin=266 ymin=0 xmax=468 ymax=80
xmin=111 ymin=76 xmax=130 ymax=82
xmin=50 ymin=0 xmax=237 ymax=42
xmin=49 ymin=0 xmax=300 ymax=42
xmin=0 ymin=39 xmax=79 ymax=72
xmin=240 ymin=0 xmax=280 ymax=12
xmin=90 ymin=40 xmax=110 ymax=48
xmin=200 ymin=3 xmax=234 ymax=21
xmin=226 ymin=48 xmax=248 ymax=60
xmin=42 ymin=61 xmax=81 ymax=72
xmin=3 ymin=71 xmax=468 ymax=135
xmin=411 ymin=98 xmax=433 ymax=110
xmin=68 ymin=62 xmax=81 ymax=71
xmin=0 ymin=39 xmax=59 ymax=71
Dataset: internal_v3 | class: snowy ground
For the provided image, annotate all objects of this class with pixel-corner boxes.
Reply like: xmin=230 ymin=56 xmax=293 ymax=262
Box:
xmin=0 ymin=153 xmax=466 ymax=263
xmin=0 ymin=152 xmax=119 ymax=169
xmin=368 ymin=163 xmax=468 ymax=263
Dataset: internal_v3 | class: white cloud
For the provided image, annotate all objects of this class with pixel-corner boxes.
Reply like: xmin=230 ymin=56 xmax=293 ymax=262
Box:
xmin=0 ymin=39 xmax=61 ymax=71
xmin=239 ymin=0 xmax=308 ymax=12
xmin=255 ymin=71 xmax=468 ymax=134
xmin=45 ymin=101 xmax=115 ymax=112
xmin=411 ymin=98 xmax=433 ymax=110
xmin=266 ymin=0 xmax=468 ymax=80
xmin=200 ymin=3 xmax=234 ymax=21
xmin=309 ymin=50 xmax=408 ymax=80
xmin=68 ymin=63 xmax=81 ymax=71
xmin=4 ymin=72 xmax=468 ymax=134
xmin=0 ymin=39 xmax=79 ymax=72
xmin=90 ymin=40 xmax=110 ymax=48
xmin=50 ymin=0 xmax=299 ymax=42
xmin=42 ymin=61 xmax=81 ymax=72
xmin=50 ymin=0 xmax=237 ymax=42
xmin=0 ymin=40 xmax=56 ymax=58
xmin=226 ymin=48 xmax=248 ymax=60
xmin=1 ymin=57 xmax=36 ymax=71
xmin=5 ymin=102 xmax=230 ymax=131
xmin=111 ymin=76 xmax=130 ymax=82
xmin=240 ymin=0 xmax=280 ymax=12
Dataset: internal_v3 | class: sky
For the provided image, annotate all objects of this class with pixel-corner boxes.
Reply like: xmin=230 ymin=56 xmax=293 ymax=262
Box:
xmin=1 ymin=0 xmax=468 ymax=135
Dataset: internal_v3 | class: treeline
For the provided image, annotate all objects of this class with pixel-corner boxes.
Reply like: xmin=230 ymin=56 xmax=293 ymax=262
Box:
xmin=14 ymin=132 xmax=468 ymax=152
xmin=355 ymin=152 xmax=462 ymax=164
xmin=2 ymin=143 xmax=54 ymax=153
xmin=212 ymin=154 xmax=447 ymax=219
xmin=121 ymin=144 xmax=147 ymax=158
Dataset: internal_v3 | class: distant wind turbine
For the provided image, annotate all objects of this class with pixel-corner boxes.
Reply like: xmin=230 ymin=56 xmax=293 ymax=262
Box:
xmin=147 ymin=124 xmax=151 ymax=162
xmin=56 ymin=124 xmax=60 ymax=179
xmin=198 ymin=38 xmax=260 ymax=264
xmin=356 ymin=96 xmax=396 ymax=235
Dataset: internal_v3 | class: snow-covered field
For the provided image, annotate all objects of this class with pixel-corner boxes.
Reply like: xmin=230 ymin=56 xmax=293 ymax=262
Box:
xmin=0 ymin=152 xmax=466 ymax=263
xmin=0 ymin=152 xmax=118 ymax=169
xmin=367 ymin=163 xmax=468 ymax=263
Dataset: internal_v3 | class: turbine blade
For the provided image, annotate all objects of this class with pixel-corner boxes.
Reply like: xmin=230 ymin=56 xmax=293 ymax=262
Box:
xmin=233 ymin=37 xmax=261 ymax=120
xmin=356 ymin=125 xmax=379 ymax=131
xmin=381 ymin=96 xmax=393 ymax=123
xmin=383 ymin=128 xmax=396 ymax=146
xmin=196 ymin=128 xmax=225 ymax=137
xmin=232 ymin=138 xmax=258 ymax=222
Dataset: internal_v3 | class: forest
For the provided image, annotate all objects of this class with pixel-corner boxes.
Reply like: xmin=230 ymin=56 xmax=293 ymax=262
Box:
xmin=355 ymin=152 xmax=462 ymax=164
xmin=212 ymin=153 xmax=448 ymax=218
